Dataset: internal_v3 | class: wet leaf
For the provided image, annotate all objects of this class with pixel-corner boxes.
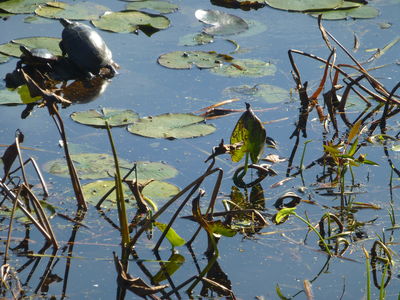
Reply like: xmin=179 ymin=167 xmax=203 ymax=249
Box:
xmin=209 ymin=220 xmax=237 ymax=237
xmin=0 ymin=53 xmax=10 ymax=64
xmin=275 ymin=207 xmax=296 ymax=224
xmin=0 ymin=37 xmax=62 ymax=58
xmin=70 ymin=108 xmax=139 ymax=128
xmin=125 ymin=0 xmax=178 ymax=14
xmin=310 ymin=4 xmax=379 ymax=20
xmin=0 ymin=0 xmax=47 ymax=14
xmin=154 ymin=222 xmax=186 ymax=247
xmin=82 ymin=180 xmax=179 ymax=209
xmin=157 ymin=51 xmax=224 ymax=69
xmin=178 ymin=33 xmax=214 ymax=46
xmin=35 ymin=1 xmax=110 ymax=20
xmin=265 ymin=0 xmax=343 ymax=12
xmin=127 ymin=113 xmax=216 ymax=139
xmin=223 ymin=84 xmax=289 ymax=103
xmin=0 ymin=85 xmax=41 ymax=105
xmin=195 ymin=9 xmax=248 ymax=36
xmin=152 ymin=253 xmax=185 ymax=283
xmin=92 ymin=11 xmax=170 ymax=34
xmin=210 ymin=59 xmax=276 ymax=77
xmin=230 ymin=103 xmax=266 ymax=164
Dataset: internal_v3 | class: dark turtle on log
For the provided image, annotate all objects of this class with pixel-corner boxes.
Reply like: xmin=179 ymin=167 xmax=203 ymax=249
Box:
xmin=17 ymin=45 xmax=58 ymax=69
xmin=59 ymin=18 xmax=118 ymax=78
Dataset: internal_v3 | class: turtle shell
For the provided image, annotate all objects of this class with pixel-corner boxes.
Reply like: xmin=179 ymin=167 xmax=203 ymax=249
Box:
xmin=59 ymin=19 xmax=113 ymax=76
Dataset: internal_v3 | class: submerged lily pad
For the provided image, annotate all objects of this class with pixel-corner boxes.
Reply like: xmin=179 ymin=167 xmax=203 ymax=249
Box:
xmin=223 ymin=84 xmax=289 ymax=103
xmin=82 ymin=180 xmax=180 ymax=209
xmin=195 ymin=9 xmax=248 ymax=35
xmin=157 ymin=51 xmax=226 ymax=69
xmin=309 ymin=5 xmax=379 ymax=20
xmin=35 ymin=1 xmax=111 ymax=20
xmin=210 ymin=59 xmax=276 ymax=77
xmin=178 ymin=33 xmax=214 ymax=46
xmin=0 ymin=0 xmax=47 ymax=14
xmin=0 ymin=37 xmax=62 ymax=58
xmin=0 ymin=53 xmax=9 ymax=64
xmin=70 ymin=108 xmax=139 ymax=128
xmin=265 ymin=0 xmax=343 ymax=11
xmin=125 ymin=0 xmax=178 ymax=14
xmin=127 ymin=113 xmax=216 ymax=139
xmin=91 ymin=11 xmax=170 ymax=34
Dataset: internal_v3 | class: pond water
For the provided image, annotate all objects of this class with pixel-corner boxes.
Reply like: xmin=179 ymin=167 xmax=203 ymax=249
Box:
xmin=0 ymin=0 xmax=400 ymax=299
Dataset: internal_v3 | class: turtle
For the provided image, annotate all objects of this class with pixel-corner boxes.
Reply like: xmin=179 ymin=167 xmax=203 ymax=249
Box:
xmin=59 ymin=18 xmax=118 ymax=78
xmin=17 ymin=45 xmax=58 ymax=69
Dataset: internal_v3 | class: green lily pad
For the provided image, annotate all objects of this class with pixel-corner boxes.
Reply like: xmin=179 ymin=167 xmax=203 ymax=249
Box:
xmin=127 ymin=113 xmax=216 ymax=139
xmin=309 ymin=4 xmax=379 ymax=20
xmin=0 ymin=53 xmax=10 ymax=64
xmin=178 ymin=33 xmax=214 ymax=46
xmin=223 ymin=84 xmax=289 ymax=103
xmin=91 ymin=11 xmax=170 ymax=35
xmin=157 ymin=51 xmax=226 ymax=69
xmin=125 ymin=0 xmax=178 ymax=14
xmin=70 ymin=108 xmax=139 ymax=128
xmin=210 ymin=59 xmax=276 ymax=77
xmin=35 ymin=1 xmax=111 ymax=20
xmin=24 ymin=15 xmax=53 ymax=24
xmin=82 ymin=180 xmax=180 ymax=209
xmin=195 ymin=9 xmax=248 ymax=36
xmin=265 ymin=0 xmax=343 ymax=12
xmin=124 ymin=161 xmax=179 ymax=181
xmin=0 ymin=37 xmax=62 ymax=58
xmin=0 ymin=0 xmax=47 ymax=14
xmin=0 ymin=85 xmax=41 ymax=105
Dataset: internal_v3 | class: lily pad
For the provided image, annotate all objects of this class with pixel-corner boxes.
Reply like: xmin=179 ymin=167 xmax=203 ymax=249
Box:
xmin=195 ymin=9 xmax=248 ymax=36
xmin=70 ymin=108 xmax=139 ymax=128
xmin=0 ymin=37 xmax=62 ymax=58
xmin=24 ymin=15 xmax=53 ymax=24
xmin=125 ymin=0 xmax=178 ymax=14
xmin=210 ymin=59 xmax=276 ymax=77
xmin=178 ymin=33 xmax=214 ymax=46
xmin=82 ymin=180 xmax=180 ymax=209
xmin=210 ymin=0 xmax=266 ymax=10
xmin=91 ymin=11 xmax=170 ymax=35
xmin=223 ymin=84 xmax=289 ymax=103
xmin=35 ymin=1 xmax=111 ymax=21
xmin=0 ymin=53 xmax=9 ymax=64
xmin=309 ymin=5 xmax=379 ymax=20
xmin=157 ymin=51 xmax=227 ymax=69
xmin=124 ymin=161 xmax=179 ymax=181
xmin=127 ymin=113 xmax=216 ymax=139
xmin=265 ymin=0 xmax=343 ymax=12
xmin=0 ymin=85 xmax=41 ymax=105
xmin=0 ymin=0 xmax=47 ymax=14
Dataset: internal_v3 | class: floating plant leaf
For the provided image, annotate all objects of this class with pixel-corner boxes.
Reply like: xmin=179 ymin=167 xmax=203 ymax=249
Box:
xmin=152 ymin=253 xmax=185 ymax=283
xmin=124 ymin=161 xmax=179 ymax=181
xmin=265 ymin=0 xmax=343 ymax=12
xmin=125 ymin=0 xmax=178 ymax=14
xmin=154 ymin=222 xmax=186 ymax=247
xmin=35 ymin=1 xmax=111 ymax=21
xmin=70 ymin=108 xmax=139 ymax=128
xmin=209 ymin=220 xmax=237 ymax=237
xmin=0 ymin=0 xmax=47 ymax=14
xmin=274 ymin=207 xmax=296 ymax=224
xmin=223 ymin=84 xmax=289 ymax=103
xmin=210 ymin=0 xmax=266 ymax=10
xmin=210 ymin=59 xmax=276 ymax=77
xmin=24 ymin=15 xmax=53 ymax=24
xmin=82 ymin=180 xmax=179 ymax=209
xmin=157 ymin=51 xmax=226 ymax=69
xmin=91 ymin=11 xmax=170 ymax=35
xmin=128 ymin=113 xmax=216 ymax=139
xmin=178 ymin=33 xmax=214 ymax=46
xmin=230 ymin=103 xmax=266 ymax=164
xmin=0 ymin=53 xmax=9 ymax=64
xmin=309 ymin=4 xmax=379 ymax=20
xmin=0 ymin=85 xmax=41 ymax=105
xmin=0 ymin=37 xmax=62 ymax=58
xmin=195 ymin=9 xmax=248 ymax=35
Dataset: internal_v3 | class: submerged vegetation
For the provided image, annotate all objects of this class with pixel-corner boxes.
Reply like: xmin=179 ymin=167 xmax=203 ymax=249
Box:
xmin=0 ymin=0 xmax=399 ymax=299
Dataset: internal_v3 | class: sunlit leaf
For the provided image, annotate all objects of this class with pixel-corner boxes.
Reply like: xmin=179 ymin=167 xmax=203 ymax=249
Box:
xmin=275 ymin=207 xmax=296 ymax=224
xmin=223 ymin=84 xmax=289 ymax=103
xmin=347 ymin=138 xmax=358 ymax=157
xmin=209 ymin=220 xmax=237 ymax=237
xmin=0 ymin=85 xmax=41 ymax=105
xmin=0 ymin=0 xmax=47 ymax=14
xmin=230 ymin=103 xmax=266 ymax=164
xmin=195 ymin=9 xmax=248 ymax=36
xmin=310 ymin=4 xmax=379 ymax=20
xmin=127 ymin=113 xmax=216 ymax=139
xmin=323 ymin=144 xmax=341 ymax=155
xmin=0 ymin=37 xmax=62 ymax=58
xmin=348 ymin=119 xmax=362 ymax=143
xmin=125 ymin=0 xmax=178 ymax=14
xmin=210 ymin=59 xmax=276 ymax=77
xmin=152 ymin=253 xmax=185 ymax=283
xmin=35 ymin=1 xmax=110 ymax=20
xmin=70 ymin=108 xmax=139 ymax=128
xmin=265 ymin=0 xmax=343 ymax=12
xmin=157 ymin=51 xmax=224 ymax=69
xmin=154 ymin=222 xmax=186 ymax=247
xmin=92 ymin=11 xmax=170 ymax=35
xmin=392 ymin=144 xmax=400 ymax=152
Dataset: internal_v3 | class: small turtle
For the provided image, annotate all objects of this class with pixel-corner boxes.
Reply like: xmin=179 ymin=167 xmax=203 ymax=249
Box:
xmin=17 ymin=45 xmax=58 ymax=69
xmin=59 ymin=18 xmax=118 ymax=78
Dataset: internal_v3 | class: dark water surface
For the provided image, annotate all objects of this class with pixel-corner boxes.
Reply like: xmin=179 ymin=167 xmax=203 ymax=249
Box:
xmin=1 ymin=0 xmax=400 ymax=299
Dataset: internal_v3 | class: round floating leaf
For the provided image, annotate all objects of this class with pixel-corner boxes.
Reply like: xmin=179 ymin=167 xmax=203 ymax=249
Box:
xmin=0 ymin=37 xmax=62 ymax=58
xmin=157 ymin=51 xmax=223 ymax=69
xmin=70 ymin=108 xmax=139 ymax=128
xmin=35 ymin=1 xmax=111 ymax=21
xmin=127 ymin=113 xmax=216 ymax=139
xmin=210 ymin=59 xmax=276 ymax=77
xmin=24 ymin=15 xmax=53 ymax=24
xmin=0 ymin=53 xmax=9 ymax=64
xmin=223 ymin=84 xmax=289 ymax=103
xmin=125 ymin=0 xmax=178 ymax=14
xmin=195 ymin=9 xmax=248 ymax=36
xmin=124 ymin=161 xmax=179 ymax=181
xmin=0 ymin=0 xmax=47 ymax=14
xmin=178 ymin=33 xmax=214 ymax=46
xmin=0 ymin=85 xmax=41 ymax=105
xmin=91 ymin=11 xmax=170 ymax=34
xmin=265 ymin=0 xmax=343 ymax=11
xmin=310 ymin=5 xmax=379 ymax=20
xmin=82 ymin=180 xmax=180 ymax=209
